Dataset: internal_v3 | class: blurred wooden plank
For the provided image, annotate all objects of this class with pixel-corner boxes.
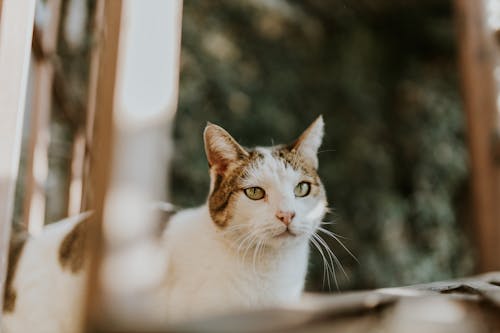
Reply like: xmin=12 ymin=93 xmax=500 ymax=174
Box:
xmin=84 ymin=0 xmax=182 ymax=331
xmin=86 ymin=0 xmax=184 ymax=330
xmin=171 ymin=273 xmax=500 ymax=333
xmin=82 ymin=0 xmax=122 ymax=330
xmin=81 ymin=0 xmax=104 ymax=209
xmin=23 ymin=0 xmax=63 ymax=234
xmin=454 ymin=0 xmax=500 ymax=271
xmin=0 ymin=0 xmax=36 ymax=320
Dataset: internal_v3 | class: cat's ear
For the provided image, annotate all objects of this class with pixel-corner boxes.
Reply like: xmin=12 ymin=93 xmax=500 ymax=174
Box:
xmin=204 ymin=123 xmax=249 ymax=174
xmin=290 ymin=115 xmax=324 ymax=168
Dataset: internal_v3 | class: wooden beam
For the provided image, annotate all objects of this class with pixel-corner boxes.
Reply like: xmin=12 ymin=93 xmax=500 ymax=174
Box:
xmin=94 ymin=0 xmax=183 ymax=329
xmin=82 ymin=0 xmax=122 ymax=330
xmin=454 ymin=0 xmax=500 ymax=271
xmin=0 ymin=0 xmax=36 ymax=320
xmin=82 ymin=0 xmax=183 ymax=330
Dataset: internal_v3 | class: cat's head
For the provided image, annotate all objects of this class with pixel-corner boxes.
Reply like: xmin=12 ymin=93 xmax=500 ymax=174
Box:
xmin=204 ymin=116 xmax=328 ymax=249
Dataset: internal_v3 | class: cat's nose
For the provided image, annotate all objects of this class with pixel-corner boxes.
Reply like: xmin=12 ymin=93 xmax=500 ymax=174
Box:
xmin=276 ymin=211 xmax=295 ymax=226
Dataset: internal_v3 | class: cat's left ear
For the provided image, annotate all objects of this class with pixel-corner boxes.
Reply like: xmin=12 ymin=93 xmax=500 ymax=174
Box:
xmin=291 ymin=115 xmax=324 ymax=169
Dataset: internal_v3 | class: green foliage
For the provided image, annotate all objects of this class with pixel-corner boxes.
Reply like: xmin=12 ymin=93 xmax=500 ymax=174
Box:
xmin=172 ymin=0 xmax=473 ymax=290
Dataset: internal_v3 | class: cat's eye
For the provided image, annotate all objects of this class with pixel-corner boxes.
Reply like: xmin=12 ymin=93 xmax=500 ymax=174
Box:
xmin=294 ymin=182 xmax=311 ymax=197
xmin=244 ymin=187 xmax=266 ymax=200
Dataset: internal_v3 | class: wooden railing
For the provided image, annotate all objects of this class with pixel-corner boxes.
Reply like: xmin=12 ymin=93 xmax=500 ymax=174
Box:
xmin=0 ymin=0 xmax=183 ymax=330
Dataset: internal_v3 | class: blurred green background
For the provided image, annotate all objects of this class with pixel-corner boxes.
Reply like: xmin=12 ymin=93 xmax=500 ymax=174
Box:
xmin=171 ymin=0 xmax=474 ymax=291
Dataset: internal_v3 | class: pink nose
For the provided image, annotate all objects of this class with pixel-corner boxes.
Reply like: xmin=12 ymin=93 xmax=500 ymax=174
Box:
xmin=276 ymin=211 xmax=295 ymax=226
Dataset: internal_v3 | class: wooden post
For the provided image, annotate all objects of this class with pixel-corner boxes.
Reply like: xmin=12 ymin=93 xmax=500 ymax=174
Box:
xmin=23 ymin=0 xmax=63 ymax=235
xmin=0 ymin=0 xmax=36 ymax=320
xmin=82 ymin=0 xmax=122 ymax=330
xmin=83 ymin=0 xmax=183 ymax=330
xmin=454 ymin=0 xmax=500 ymax=271
xmin=96 ymin=0 xmax=183 ymax=329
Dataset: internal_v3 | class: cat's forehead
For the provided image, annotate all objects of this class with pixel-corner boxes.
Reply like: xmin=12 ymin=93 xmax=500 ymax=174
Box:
xmin=243 ymin=146 xmax=318 ymax=183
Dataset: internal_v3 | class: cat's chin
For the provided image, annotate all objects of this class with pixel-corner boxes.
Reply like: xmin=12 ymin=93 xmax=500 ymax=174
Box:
xmin=267 ymin=230 xmax=310 ymax=249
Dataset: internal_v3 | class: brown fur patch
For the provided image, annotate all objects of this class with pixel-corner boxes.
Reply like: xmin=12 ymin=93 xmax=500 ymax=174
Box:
xmin=59 ymin=220 xmax=87 ymax=273
xmin=3 ymin=232 xmax=28 ymax=312
xmin=273 ymin=146 xmax=322 ymax=196
xmin=208 ymin=150 xmax=263 ymax=227
xmin=273 ymin=146 xmax=315 ymax=175
xmin=276 ymin=144 xmax=320 ymax=175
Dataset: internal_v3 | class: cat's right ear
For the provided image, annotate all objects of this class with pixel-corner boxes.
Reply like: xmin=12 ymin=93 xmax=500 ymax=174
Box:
xmin=290 ymin=115 xmax=324 ymax=169
xmin=204 ymin=123 xmax=249 ymax=174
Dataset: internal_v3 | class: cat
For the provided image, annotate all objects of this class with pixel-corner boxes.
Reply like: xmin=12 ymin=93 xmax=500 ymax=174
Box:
xmin=2 ymin=116 xmax=328 ymax=332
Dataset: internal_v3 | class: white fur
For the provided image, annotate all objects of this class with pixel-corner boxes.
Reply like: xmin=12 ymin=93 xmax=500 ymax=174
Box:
xmin=2 ymin=214 xmax=90 ymax=333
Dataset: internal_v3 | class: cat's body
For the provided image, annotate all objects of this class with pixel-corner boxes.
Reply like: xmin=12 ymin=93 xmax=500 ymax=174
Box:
xmin=2 ymin=117 xmax=328 ymax=332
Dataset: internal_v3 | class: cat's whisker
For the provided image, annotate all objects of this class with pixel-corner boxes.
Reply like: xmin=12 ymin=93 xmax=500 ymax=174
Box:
xmin=222 ymin=226 xmax=251 ymax=246
xmin=310 ymin=235 xmax=335 ymax=291
xmin=309 ymin=237 xmax=329 ymax=290
xmin=252 ymin=238 xmax=265 ymax=275
xmin=235 ymin=225 xmax=277 ymax=263
xmin=324 ymin=206 xmax=334 ymax=214
xmin=239 ymin=225 xmax=281 ymax=271
xmin=319 ymin=220 xmax=337 ymax=227
xmin=296 ymin=227 xmax=335 ymax=290
xmin=221 ymin=224 xmax=248 ymax=235
xmin=242 ymin=234 xmax=260 ymax=265
xmin=242 ymin=228 xmax=272 ymax=260
xmin=314 ymin=233 xmax=349 ymax=282
xmin=236 ymin=230 xmax=260 ymax=258
xmin=312 ymin=233 xmax=339 ymax=290
xmin=317 ymin=225 xmax=349 ymax=240
xmin=318 ymin=149 xmax=336 ymax=154
xmin=252 ymin=241 xmax=258 ymax=274
xmin=258 ymin=238 xmax=266 ymax=268
xmin=317 ymin=227 xmax=358 ymax=262
xmin=239 ymin=231 xmax=259 ymax=253
xmin=233 ymin=229 xmax=252 ymax=246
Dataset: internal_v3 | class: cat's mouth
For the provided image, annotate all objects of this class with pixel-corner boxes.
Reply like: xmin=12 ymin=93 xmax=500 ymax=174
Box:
xmin=274 ymin=229 xmax=297 ymax=238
